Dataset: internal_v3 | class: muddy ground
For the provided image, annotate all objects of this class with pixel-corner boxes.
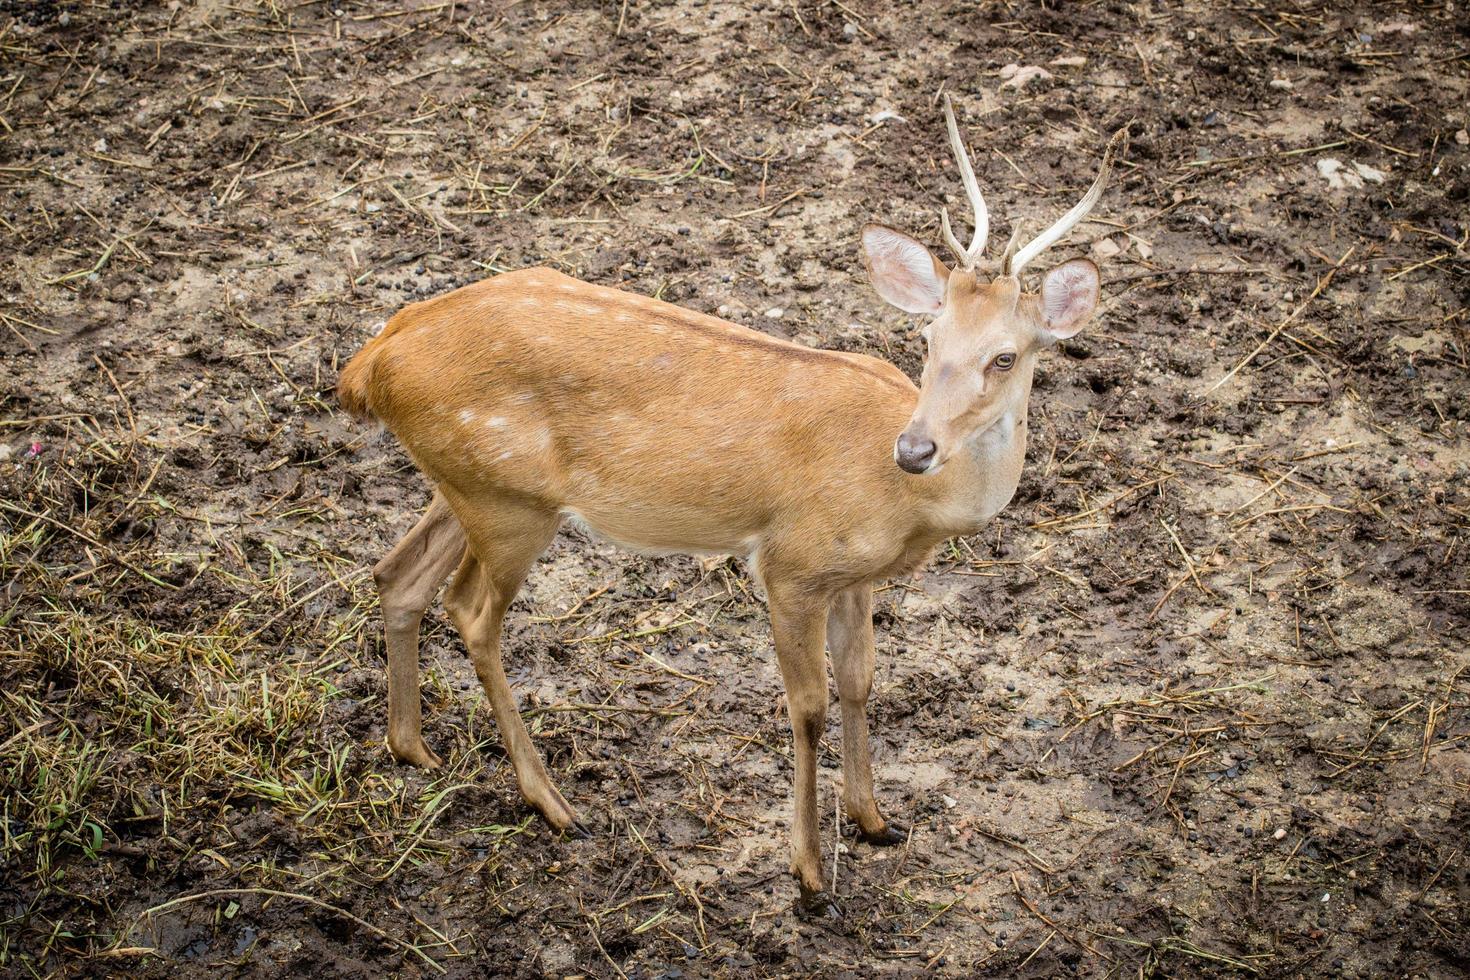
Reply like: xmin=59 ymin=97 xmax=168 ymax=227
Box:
xmin=2 ymin=0 xmax=1468 ymax=976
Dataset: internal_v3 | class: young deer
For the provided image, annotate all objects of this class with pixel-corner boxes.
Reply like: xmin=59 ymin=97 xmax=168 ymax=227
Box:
xmin=339 ymin=99 xmax=1124 ymax=913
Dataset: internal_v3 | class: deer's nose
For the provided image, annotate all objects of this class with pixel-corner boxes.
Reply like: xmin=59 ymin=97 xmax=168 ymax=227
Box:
xmin=894 ymin=431 xmax=937 ymax=474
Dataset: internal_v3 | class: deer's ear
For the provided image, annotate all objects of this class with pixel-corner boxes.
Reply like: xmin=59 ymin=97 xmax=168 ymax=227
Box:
xmin=862 ymin=224 xmax=950 ymax=315
xmin=1038 ymin=258 xmax=1099 ymax=342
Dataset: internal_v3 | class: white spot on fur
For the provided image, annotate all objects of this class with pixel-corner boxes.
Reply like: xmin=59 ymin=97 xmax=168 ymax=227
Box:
xmin=458 ymin=409 xmax=476 ymax=425
xmin=745 ymin=541 xmax=764 ymax=587
xmin=485 ymin=416 xmax=508 ymax=428
xmin=497 ymin=450 xmax=513 ymax=461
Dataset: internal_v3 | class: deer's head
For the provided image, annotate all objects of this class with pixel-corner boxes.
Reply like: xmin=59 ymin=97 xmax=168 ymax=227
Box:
xmin=863 ymin=99 xmax=1125 ymax=475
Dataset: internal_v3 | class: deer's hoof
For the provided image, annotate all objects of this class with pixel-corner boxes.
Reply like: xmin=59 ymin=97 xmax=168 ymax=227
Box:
xmin=388 ymin=735 xmax=442 ymax=770
xmin=795 ymin=884 xmax=842 ymax=920
xmin=856 ymin=821 xmax=909 ymax=847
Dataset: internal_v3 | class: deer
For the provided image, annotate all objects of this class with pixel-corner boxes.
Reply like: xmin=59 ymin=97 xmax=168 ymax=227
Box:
xmin=337 ymin=97 xmax=1124 ymax=914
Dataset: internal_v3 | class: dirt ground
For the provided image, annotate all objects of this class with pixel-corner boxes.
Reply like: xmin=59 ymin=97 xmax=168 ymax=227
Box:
xmin=2 ymin=0 xmax=1468 ymax=976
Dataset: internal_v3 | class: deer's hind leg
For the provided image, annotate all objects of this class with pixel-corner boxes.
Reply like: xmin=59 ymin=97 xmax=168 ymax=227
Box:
xmin=443 ymin=498 xmax=575 ymax=830
xmin=373 ymin=491 xmax=467 ymax=769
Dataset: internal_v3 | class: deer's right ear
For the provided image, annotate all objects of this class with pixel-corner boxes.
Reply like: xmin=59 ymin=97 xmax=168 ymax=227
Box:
xmin=862 ymin=224 xmax=950 ymax=315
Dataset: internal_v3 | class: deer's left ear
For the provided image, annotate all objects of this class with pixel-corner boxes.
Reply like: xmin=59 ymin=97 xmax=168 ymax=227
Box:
xmin=1037 ymin=258 xmax=1100 ymax=343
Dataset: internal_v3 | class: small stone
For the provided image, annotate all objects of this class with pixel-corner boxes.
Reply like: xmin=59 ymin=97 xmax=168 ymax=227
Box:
xmin=764 ymin=307 xmax=784 ymax=319
xmin=1456 ymin=129 xmax=1469 ymax=146
xmin=1269 ymin=78 xmax=1293 ymax=90
xmin=941 ymin=794 xmax=958 ymax=809
xmin=1273 ymin=828 xmax=1288 ymax=840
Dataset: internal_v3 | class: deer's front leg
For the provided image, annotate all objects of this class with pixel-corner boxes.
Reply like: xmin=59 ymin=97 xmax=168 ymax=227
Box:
xmin=766 ymin=581 xmax=834 ymax=913
xmin=828 ymin=584 xmax=906 ymax=845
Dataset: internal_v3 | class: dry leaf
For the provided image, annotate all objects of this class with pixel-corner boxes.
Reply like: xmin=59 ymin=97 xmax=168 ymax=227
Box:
xmin=998 ymin=64 xmax=1054 ymax=90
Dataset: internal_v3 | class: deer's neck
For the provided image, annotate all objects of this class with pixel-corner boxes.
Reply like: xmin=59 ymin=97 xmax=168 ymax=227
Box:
xmin=919 ymin=373 xmax=1033 ymax=538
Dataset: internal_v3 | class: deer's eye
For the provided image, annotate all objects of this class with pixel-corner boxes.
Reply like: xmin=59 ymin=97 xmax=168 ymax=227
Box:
xmin=992 ymin=353 xmax=1017 ymax=371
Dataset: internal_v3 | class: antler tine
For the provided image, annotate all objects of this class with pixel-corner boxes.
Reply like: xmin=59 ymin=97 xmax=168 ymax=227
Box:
xmin=941 ymin=94 xmax=989 ymax=268
xmin=939 ymin=207 xmax=967 ymax=269
xmin=999 ymin=220 xmax=1024 ymax=276
xmin=1008 ymin=127 xmax=1128 ymax=277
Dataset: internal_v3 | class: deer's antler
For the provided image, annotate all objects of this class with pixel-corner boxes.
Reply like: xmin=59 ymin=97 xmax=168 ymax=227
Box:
xmin=939 ymin=95 xmax=989 ymax=270
xmin=1007 ymin=128 xmax=1128 ymax=277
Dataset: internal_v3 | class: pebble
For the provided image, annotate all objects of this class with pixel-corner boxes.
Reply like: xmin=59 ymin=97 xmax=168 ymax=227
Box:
xmin=764 ymin=307 xmax=784 ymax=319
xmin=1273 ymin=827 xmax=1288 ymax=840
xmin=1269 ymin=78 xmax=1293 ymax=90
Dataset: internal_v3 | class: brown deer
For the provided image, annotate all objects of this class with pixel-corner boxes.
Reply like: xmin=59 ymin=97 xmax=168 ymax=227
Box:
xmin=339 ymin=98 xmax=1124 ymax=913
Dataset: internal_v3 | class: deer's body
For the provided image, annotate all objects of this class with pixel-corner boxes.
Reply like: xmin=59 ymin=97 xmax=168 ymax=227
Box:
xmin=342 ymin=102 xmax=1124 ymax=913
xmin=345 ymin=267 xmax=1030 ymax=583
